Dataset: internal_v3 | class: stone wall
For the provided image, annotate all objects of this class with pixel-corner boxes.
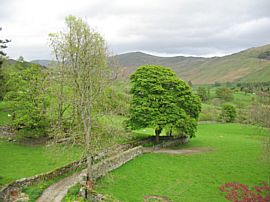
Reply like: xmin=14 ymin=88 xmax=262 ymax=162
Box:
xmin=92 ymin=146 xmax=143 ymax=179
xmin=143 ymin=136 xmax=189 ymax=153
xmin=153 ymin=136 xmax=189 ymax=150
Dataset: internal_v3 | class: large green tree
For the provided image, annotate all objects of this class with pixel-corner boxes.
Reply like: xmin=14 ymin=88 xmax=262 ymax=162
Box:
xmin=5 ymin=65 xmax=49 ymax=137
xmin=127 ymin=65 xmax=201 ymax=142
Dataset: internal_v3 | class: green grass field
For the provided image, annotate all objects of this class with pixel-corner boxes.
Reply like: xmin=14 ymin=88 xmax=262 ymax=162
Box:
xmin=95 ymin=124 xmax=270 ymax=202
xmin=0 ymin=141 xmax=83 ymax=187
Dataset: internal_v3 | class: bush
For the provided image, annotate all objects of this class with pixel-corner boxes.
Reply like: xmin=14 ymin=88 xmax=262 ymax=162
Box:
xmin=4 ymin=65 xmax=50 ymax=137
xmin=216 ymin=87 xmax=234 ymax=101
xmin=196 ymin=87 xmax=210 ymax=102
xmin=220 ymin=182 xmax=270 ymax=202
xmin=219 ymin=104 xmax=236 ymax=123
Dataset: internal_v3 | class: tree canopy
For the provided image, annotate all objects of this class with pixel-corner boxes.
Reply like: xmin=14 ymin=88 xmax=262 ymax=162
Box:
xmin=5 ymin=65 xmax=49 ymax=137
xmin=0 ymin=27 xmax=11 ymax=100
xmin=127 ymin=65 xmax=201 ymax=141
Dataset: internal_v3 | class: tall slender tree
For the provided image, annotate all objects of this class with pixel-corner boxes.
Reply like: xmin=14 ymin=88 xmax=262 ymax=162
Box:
xmin=49 ymin=16 xmax=109 ymax=194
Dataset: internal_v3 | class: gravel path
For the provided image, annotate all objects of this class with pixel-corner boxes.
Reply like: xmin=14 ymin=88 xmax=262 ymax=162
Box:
xmin=36 ymin=169 xmax=86 ymax=202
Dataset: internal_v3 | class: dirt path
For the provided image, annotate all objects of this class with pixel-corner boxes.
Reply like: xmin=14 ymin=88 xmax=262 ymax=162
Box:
xmin=152 ymin=147 xmax=212 ymax=155
xmin=36 ymin=169 xmax=86 ymax=202
xmin=36 ymin=147 xmax=211 ymax=202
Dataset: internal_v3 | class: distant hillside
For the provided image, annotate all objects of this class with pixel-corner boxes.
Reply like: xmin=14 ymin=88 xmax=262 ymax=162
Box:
xmin=7 ymin=59 xmax=46 ymax=68
xmin=115 ymin=44 xmax=270 ymax=84
xmin=29 ymin=44 xmax=270 ymax=84
xmin=31 ymin=60 xmax=56 ymax=67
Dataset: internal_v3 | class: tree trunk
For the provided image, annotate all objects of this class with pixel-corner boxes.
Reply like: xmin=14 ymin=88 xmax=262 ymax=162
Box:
xmin=82 ymin=105 xmax=93 ymax=199
xmin=169 ymin=127 xmax=173 ymax=139
xmin=155 ymin=127 xmax=162 ymax=143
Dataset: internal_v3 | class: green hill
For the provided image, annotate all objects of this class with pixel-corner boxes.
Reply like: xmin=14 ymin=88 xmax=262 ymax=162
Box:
xmin=31 ymin=60 xmax=56 ymax=67
xmin=115 ymin=44 xmax=270 ymax=84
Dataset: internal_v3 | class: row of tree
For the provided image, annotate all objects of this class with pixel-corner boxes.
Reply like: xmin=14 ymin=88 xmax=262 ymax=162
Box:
xmin=237 ymin=82 xmax=270 ymax=93
xmin=196 ymin=86 xmax=234 ymax=102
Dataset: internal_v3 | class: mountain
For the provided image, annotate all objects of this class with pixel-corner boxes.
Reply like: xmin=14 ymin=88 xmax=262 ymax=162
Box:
xmin=31 ymin=60 xmax=56 ymax=67
xmin=115 ymin=44 xmax=270 ymax=84
xmin=7 ymin=59 xmax=47 ymax=68
xmin=29 ymin=44 xmax=270 ymax=84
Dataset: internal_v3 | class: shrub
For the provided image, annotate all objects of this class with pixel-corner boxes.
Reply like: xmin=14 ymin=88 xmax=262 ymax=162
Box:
xmin=197 ymin=87 xmax=210 ymax=102
xmin=219 ymin=104 xmax=236 ymax=123
xmin=216 ymin=87 xmax=234 ymax=101
xmin=4 ymin=65 xmax=50 ymax=137
xmin=220 ymin=182 xmax=270 ymax=202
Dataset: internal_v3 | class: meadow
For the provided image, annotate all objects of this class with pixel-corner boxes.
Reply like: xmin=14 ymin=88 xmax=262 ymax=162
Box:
xmin=0 ymin=141 xmax=83 ymax=187
xmin=95 ymin=124 xmax=270 ymax=202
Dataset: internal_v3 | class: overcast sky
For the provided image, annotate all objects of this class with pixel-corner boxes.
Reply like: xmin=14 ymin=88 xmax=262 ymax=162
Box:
xmin=1 ymin=0 xmax=270 ymax=60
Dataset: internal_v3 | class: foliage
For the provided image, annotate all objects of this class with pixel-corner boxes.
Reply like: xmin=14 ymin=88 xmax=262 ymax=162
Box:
xmin=220 ymin=182 xmax=270 ymax=202
xmin=98 ymin=87 xmax=130 ymax=116
xmin=49 ymin=15 xmax=109 ymax=138
xmin=258 ymin=51 xmax=270 ymax=60
xmin=0 ymin=27 xmax=11 ymax=100
xmin=196 ymin=86 xmax=210 ymax=102
xmin=62 ymin=183 xmax=86 ymax=202
xmin=249 ymin=92 xmax=270 ymax=128
xmin=219 ymin=104 xmax=236 ymax=123
xmin=4 ymin=65 xmax=50 ymax=137
xmin=127 ymin=65 xmax=201 ymax=140
xmin=199 ymin=103 xmax=220 ymax=122
xmin=248 ymin=92 xmax=270 ymax=166
xmin=216 ymin=87 xmax=234 ymax=101
xmin=237 ymin=81 xmax=270 ymax=94
xmin=96 ymin=124 xmax=270 ymax=201
xmin=0 ymin=28 xmax=10 ymax=60
xmin=63 ymin=183 xmax=120 ymax=202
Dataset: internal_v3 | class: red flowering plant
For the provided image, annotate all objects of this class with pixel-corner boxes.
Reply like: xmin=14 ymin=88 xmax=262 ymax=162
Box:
xmin=220 ymin=182 xmax=270 ymax=202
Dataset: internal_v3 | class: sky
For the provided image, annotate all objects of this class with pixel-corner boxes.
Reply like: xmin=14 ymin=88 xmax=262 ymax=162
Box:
xmin=1 ymin=0 xmax=270 ymax=61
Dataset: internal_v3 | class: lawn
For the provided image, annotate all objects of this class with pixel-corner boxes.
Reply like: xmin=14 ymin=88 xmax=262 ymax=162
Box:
xmin=95 ymin=124 xmax=270 ymax=202
xmin=0 ymin=141 xmax=83 ymax=187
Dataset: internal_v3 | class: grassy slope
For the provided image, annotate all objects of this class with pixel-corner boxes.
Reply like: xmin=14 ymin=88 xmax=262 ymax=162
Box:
xmin=239 ymin=64 xmax=270 ymax=82
xmin=186 ymin=55 xmax=269 ymax=84
xmin=0 ymin=142 xmax=83 ymax=186
xmin=95 ymin=124 xmax=270 ymax=202
xmin=116 ymin=44 xmax=270 ymax=84
xmin=182 ymin=44 xmax=270 ymax=84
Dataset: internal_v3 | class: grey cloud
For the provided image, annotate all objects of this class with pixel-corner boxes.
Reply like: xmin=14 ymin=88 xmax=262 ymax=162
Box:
xmin=1 ymin=0 xmax=270 ymax=59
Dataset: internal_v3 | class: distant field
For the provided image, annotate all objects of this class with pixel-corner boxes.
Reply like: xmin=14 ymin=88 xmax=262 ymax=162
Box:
xmin=95 ymin=124 xmax=270 ymax=202
xmin=0 ymin=141 xmax=83 ymax=187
